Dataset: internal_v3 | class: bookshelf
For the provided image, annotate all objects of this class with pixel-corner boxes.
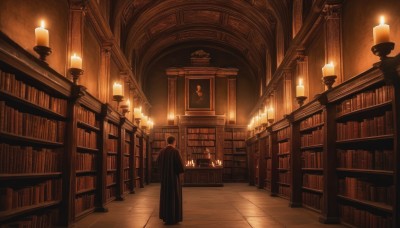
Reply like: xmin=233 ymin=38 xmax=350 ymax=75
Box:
xmin=261 ymin=132 xmax=271 ymax=191
xmin=142 ymin=134 xmax=149 ymax=185
xmin=0 ymin=56 xmax=68 ymax=226
xmin=75 ymin=105 xmax=101 ymax=218
xmin=134 ymin=131 xmax=143 ymax=188
xmin=150 ymin=126 xmax=179 ymax=182
xmin=121 ymin=119 xmax=135 ymax=195
xmin=105 ymin=119 xmax=119 ymax=203
xmin=186 ymin=127 xmax=216 ymax=161
xmin=275 ymin=125 xmax=291 ymax=200
xmin=333 ymin=83 xmax=395 ymax=227
xmin=223 ymin=126 xmax=247 ymax=182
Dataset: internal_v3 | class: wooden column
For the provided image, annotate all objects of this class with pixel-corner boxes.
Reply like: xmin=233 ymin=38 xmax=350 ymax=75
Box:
xmin=98 ymin=46 xmax=111 ymax=103
xmin=167 ymin=75 xmax=177 ymax=124
xmin=227 ymin=75 xmax=237 ymax=124
xmin=68 ymin=1 xmax=84 ymax=78
xmin=296 ymin=49 xmax=309 ymax=99
xmin=289 ymin=116 xmax=301 ymax=207
xmin=283 ymin=70 xmax=293 ymax=115
xmin=323 ymin=3 xmax=343 ymax=87
xmin=116 ymin=117 xmax=125 ymax=201
xmin=292 ymin=0 xmax=303 ymax=38
xmin=269 ymin=129 xmax=278 ymax=196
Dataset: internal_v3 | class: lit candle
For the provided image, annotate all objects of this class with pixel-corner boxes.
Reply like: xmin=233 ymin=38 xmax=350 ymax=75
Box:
xmin=168 ymin=113 xmax=175 ymax=121
xmin=229 ymin=111 xmax=235 ymax=121
xmin=126 ymin=99 xmax=131 ymax=111
xmin=373 ymin=16 xmax=390 ymax=45
xmin=267 ymin=107 xmax=274 ymax=120
xmin=141 ymin=115 xmax=148 ymax=127
xmin=70 ymin=53 xmax=82 ymax=69
xmin=35 ymin=20 xmax=49 ymax=47
xmin=322 ymin=62 xmax=334 ymax=77
xmin=134 ymin=107 xmax=142 ymax=119
xmin=113 ymin=82 xmax=123 ymax=96
xmin=296 ymin=78 xmax=305 ymax=97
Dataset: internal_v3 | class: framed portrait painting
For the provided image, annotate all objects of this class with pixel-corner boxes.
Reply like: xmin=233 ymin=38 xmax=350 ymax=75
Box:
xmin=185 ymin=76 xmax=215 ymax=115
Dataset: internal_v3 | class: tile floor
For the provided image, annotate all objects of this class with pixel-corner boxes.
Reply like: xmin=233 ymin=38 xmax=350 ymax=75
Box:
xmin=73 ymin=183 xmax=345 ymax=228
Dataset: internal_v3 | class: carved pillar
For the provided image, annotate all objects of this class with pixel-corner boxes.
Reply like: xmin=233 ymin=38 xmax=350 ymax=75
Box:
xmin=323 ymin=3 xmax=343 ymax=87
xmin=296 ymin=49 xmax=309 ymax=99
xmin=99 ymin=46 xmax=111 ymax=103
xmin=227 ymin=75 xmax=237 ymax=124
xmin=167 ymin=75 xmax=177 ymax=124
xmin=283 ymin=70 xmax=293 ymax=114
xmin=292 ymin=0 xmax=303 ymax=38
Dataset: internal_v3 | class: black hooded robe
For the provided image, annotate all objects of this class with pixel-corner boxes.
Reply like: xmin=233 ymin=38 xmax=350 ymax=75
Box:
xmin=157 ymin=145 xmax=185 ymax=224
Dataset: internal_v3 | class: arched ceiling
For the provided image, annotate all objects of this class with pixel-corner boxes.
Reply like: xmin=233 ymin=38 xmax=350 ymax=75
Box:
xmin=111 ymin=0 xmax=285 ymax=84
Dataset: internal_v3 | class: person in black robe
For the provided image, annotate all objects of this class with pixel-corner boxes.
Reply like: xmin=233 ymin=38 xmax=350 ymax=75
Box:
xmin=157 ymin=135 xmax=185 ymax=225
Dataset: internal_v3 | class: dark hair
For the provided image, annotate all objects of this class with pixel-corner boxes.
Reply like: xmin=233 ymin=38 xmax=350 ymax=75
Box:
xmin=166 ymin=135 xmax=176 ymax=144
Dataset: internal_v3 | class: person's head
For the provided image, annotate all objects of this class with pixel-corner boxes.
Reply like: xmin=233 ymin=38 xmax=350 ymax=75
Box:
xmin=166 ymin=135 xmax=176 ymax=147
xmin=196 ymin=85 xmax=201 ymax=91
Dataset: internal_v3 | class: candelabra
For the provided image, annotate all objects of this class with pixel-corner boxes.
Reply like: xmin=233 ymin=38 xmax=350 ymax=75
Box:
xmin=69 ymin=68 xmax=84 ymax=85
xmin=371 ymin=42 xmax=395 ymax=60
xmin=322 ymin=75 xmax=337 ymax=90
xmin=120 ymin=104 xmax=130 ymax=116
xmin=33 ymin=45 xmax=52 ymax=63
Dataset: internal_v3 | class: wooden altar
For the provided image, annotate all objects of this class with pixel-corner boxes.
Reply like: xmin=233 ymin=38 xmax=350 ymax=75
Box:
xmin=183 ymin=167 xmax=224 ymax=187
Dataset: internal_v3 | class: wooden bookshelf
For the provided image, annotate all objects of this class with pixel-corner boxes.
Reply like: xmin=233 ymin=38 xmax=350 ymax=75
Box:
xmin=105 ymin=119 xmax=119 ymax=202
xmin=122 ymin=120 xmax=135 ymax=194
xmin=186 ymin=127 xmax=216 ymax=161
xmin=223 ymin=126 xmax=247 ymax=182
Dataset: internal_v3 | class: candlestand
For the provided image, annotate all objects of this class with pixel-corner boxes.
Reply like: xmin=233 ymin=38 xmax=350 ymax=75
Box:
xmin=323 ymin=75 xmax=337 ymax=90
xmin=69 ymin=68 xmax=84 ymax=85
xmin=296 ymin=96 xmax=307 ymax=107
xmin=33 ymin=45 xmax=52 ymax=63
xmin=371 ymin=42 xmax=395 ymax=60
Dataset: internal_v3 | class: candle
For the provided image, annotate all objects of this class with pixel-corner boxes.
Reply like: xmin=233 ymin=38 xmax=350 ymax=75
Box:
xmin=141 ymin=115 xmax=148 ymax=127
xmin=113 ymin=82 xmax=123 ymax=96
xmin=134 ymin=107 xmax=142 ymax=119
xmin=126 ymin=99 xmax=131 ymax=111
xmin=70 ymin=53 xmax=82 ymax=69
xmin=322 ymin=62 xmax=334 ymax=77
xmin=229 ymin=111 xmax=235 ymax=121
xmin=35 ymin=20 xmax=49 ymax=47
xmin=373 ymin=16 xmax=390 ymax=45
xmin=168 ymin=113 xmax=175 ymax=121
xmin=296 ymin=78 xmax=305 ymax=97
xmin=267 ymin=107 xmax=274 ymax=120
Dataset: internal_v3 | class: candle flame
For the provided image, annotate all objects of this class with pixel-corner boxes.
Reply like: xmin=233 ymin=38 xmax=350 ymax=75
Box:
xmin=299 ymin=78 xmax=303 ymax=86
xmin=380 ymin=16 xmax=385 ymax=25
xmin=40 ymin=20 xmax=45 ymax=28
xmin=73 ymin=53 xmax=77 ymax=58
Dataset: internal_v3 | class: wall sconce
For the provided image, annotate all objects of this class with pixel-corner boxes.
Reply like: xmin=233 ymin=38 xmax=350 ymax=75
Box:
xmin=120 ymin=98 xmax=130 ymax=116
xmin=267 ymin=106 xmax=274 ymax=124
xmin=112 ymin=81 xmax=124 ymax=110
xmin=34 ymin=20 xmax=52 ymax=63
xmin=371 ymin=15 xmax=394 ymax=60
xmin=296 ymin=78 xmax=307 ymax=106
xmin=322 ymin=62 xmax=337 ymax=90
xmin=133 ymin=107 xmax=142 ymax=126
xmin=69 ymin=53 xmax=83 ymax=85
xmin=167 ymin=113 xmax=175 ymax=125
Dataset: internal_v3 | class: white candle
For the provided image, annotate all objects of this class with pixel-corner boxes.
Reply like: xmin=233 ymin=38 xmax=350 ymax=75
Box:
xmin=373 ymin=16 xmax=390 ymax=45
xmin=267 ymin=107 xmax=274 ymax=120
xmin=296 ymin=78 xmax=305 ymax=97
xmin=35 ymin=20 xmax=49 ymax=47
xmin=168 ymin=113 xmax=175 ymax=121
xmin=70 ymin=53 xmax=82 ymax=69
xmin=113 ymin=82 xmax=123 ymax=96
xmin=134 ymin=107 xmax=142 ymax=119
xmin=322 ymin=62 xmax=335 ymax=77
xmin=126 ymin=99 xmax=131 ymax=111
xmin=141 ymin=115 xmax=148 ymax=127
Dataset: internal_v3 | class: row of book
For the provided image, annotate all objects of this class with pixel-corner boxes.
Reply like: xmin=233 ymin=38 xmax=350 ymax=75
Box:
xmin=123 ymin=169 xmax=130 ymax=180
xmin=2 ymin=209 xmax=59 ymax=227
xmin=107 ymin=138 xmax=118 ymax=153
xmin=124 ymin=143 xmax=131 ymax=155
xmin=125 ymin=132 xmax=132 ymax=141
xmin=106 ymin=186 xmax=116 ymax=200
xmin=337 ymin=149 xmax=393 ymax=171
xmin=279 ymin=156 xmax=290 ymax=169
xmin=77 ymin=128 xmax=97 ymax=149
xmin=76 ymin=153 xmax=96 ymax=171
xmin=107 ymin=156 xmax=117 ymax=170
xmin=187 ymin=128 xmax=216 ymax=134
xmin=152 ymin=141 xmax=166 ymax=148
xmin=0 ymin=179 xmax=62 ymax=211
xmin=301 ymin=151 xmax=323 ymax=169
xmin=302 ymin=192 xmax=323 ymax=211
xmin=336 ymin=111 xmax=393 ymax=140
xmin=300 ymin=128 xmax=323 ymax=147
xmin=278 ymin=141 xmax=290 ymax=154
xmin=224 ymin=141 xmax=246 ymax=148
xmin=338 ymin=177 xmax=394 ymax=206
xmin=278 ymin=185 xmax=291 ymax=198
xmin=278 ymin=172 xmax=291 ymax=184
xmin=0 ymin=101 xmax=65 ymax=142
xmin=124 ymin=157 xmax=130 ymax=168
xmin=107 ymin=122 xmax=119 ymax=136
xmin=77 ymin=107 xmax=99 ymax=128
xmin=187 ymin=140 xmax=215 ymax=147
xmin=224 ymin=131 xmax=247 ymax=140
xmin=187 ymin=134 xmax=216 ymax=140
xmin=300 ymin=112 xmax=323 ymax=130
xmin=0 ymin=143 xmax=61 ymax=174
xmin=0 ymin=70 xmax=67 ymax=116
xmin=75 ymin=194 xmax=95 ymax=215
xmin=107 ymin=173 xmax=116 ymax=185
xmin=340 ymin=204 xmax=392 ymax=228
xmin=336 ymin=85 xmax=394 ymax=116
xmin=76 ymin=176 xmax=96 ymax=192
xmin=303 ymin=174 xmax=323 ymax=190
xmin=277 ymin=127 xmax=291 ymax=141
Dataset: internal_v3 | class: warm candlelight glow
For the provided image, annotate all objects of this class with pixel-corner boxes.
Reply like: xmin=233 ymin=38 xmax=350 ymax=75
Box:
xmin=70 ymin=53 xmax=82 ymax=69
xmin=134 ymin=107 xmax=142 ymax=119
xmin=229 ymin=111 xmax=235 ymax=121
xmin=168 ymin=113 xmax=175 ymax=121
xmin=267 ymin=107 xmax=274 ymax=120
xmin=126 ymin=99 xmax=131 ymax=111
xmin=113 ymin=82 xmax=123 ymax=97
xmin=141 ymin=115 xmax=148 ymax=127
xmin=373 ymin=15 xmax=390 ymax=45
xmin=35 ymin=20 xmax=49 ymax=47
xmin=296 ymin=78 xmax=305 ymax=97
xmin=322 ymin=62 xmax=335 ymax=77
